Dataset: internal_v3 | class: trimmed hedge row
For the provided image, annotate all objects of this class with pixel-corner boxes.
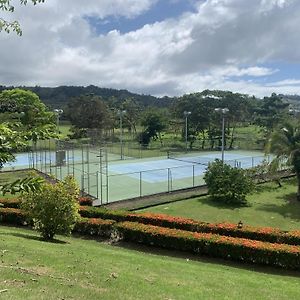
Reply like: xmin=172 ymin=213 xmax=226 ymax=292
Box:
xmin=0 ymin=198 xmax=20 ymax=209
xmin=78 ymin=197 xmax=93 ymax=206
xmin=0 ymin=197 xmax=93 ymax=209
xmin=2 ymin=205 xmax=300 ymax=248
xmin=74 ymin=218 xmax=115 ymax=237
xmin=79 ymin=206 xmax=300 ymax=246
xmin=2 ymin=207 xmax=300 ymax=269
xmin=0 ymin=207 xmax=113 ymax=238
xmin=0 ymin=207 xmax=27 ymax=224
xmin=115 ymin=221 xmax=300 ymax=270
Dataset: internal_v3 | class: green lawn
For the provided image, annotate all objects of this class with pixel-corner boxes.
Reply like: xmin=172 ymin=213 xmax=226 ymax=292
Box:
xmin=0 ymin=225 xmax=300 ymax=300
xmin=139 ymin=178 xmax=300 ymax=231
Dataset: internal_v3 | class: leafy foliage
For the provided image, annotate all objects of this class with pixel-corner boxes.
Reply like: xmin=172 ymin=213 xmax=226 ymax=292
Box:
xmin=139 ymin=108 xmax=168 ymax=146
xmin=66 ymin=94 xmax=112 ymax=130
xmin=0 ymin=122 xmax=27 ymax=167
xmin=0 ymin=0 xmax=44 ymax=35
xmin=204 ymin=159 xmax=254 ymax=205
xmin=0 ymin=88 xmax=54 ymax=128
xmin=21 ymin=176 xmax=80 ymax=240
xmin=0 ymin=176 xmax=44 ymax=195
xmin=267 ymin=122 xmax=300 ymax=199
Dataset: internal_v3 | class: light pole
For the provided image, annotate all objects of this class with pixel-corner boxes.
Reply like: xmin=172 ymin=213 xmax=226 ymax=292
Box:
xmin=214 ymin=108 xmax=229 ymax=163
xmin=54 ymin=109 xmax=63 ymax=133
xmin=183 ymin=111 xmax=191 ymax=152
xmin=117 ymin=110 xmax=126 ymax=160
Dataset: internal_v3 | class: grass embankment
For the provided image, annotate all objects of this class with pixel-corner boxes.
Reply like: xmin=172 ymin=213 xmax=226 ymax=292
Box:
xmin=139 ymin=178 xmax=300 ymax=231
xmin=0 ymin=225 xmax=300 ymax=300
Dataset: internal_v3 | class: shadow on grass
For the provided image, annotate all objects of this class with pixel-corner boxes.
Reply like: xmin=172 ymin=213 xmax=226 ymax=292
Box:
xmin=0 ymin=231 xmax=67 ymax=244
xmin=255 ymin=192 xmax=300 ymax=222
xmin=196 ymin=196 xmax=249 ymax=210
xmin=255 ymin=184 xmax=281 ymax=194
xmin=113 ymin=241 xmax=300 ymax=278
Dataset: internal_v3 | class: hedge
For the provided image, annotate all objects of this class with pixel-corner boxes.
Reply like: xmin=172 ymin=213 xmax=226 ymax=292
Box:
xmin=73 ymin=218 xmax=115 ymax=237
xmin=0 ymin=197 xmax=93 ymax=208
xmin=0 ymin=207 xmax=27 ymax=225
xmin=79 ymin=207 xmax=300 ymax=246
xmin=2 ymin=207 xmax=300 ymax=269
xmin=0 ymin=198 xmax=20 ymax=209
xmin=78 ymin=197 xmax=93 ymax=206
xmin=2 ymin=205 xmax=300 ymax=248
xmin=115 ymin=221 xmax=300 ymax=270
xmin=0 ymin=207 xmax=114 ymax=238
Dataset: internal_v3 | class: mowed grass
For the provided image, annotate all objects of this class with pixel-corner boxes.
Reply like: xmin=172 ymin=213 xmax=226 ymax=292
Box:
xmin=139 ymin=178 xmax=300 ymax=231
xmin=0 ymin=225 xmax=300 ymax=300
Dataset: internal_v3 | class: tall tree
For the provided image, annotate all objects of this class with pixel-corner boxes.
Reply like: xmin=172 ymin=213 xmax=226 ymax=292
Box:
xmin=66 ymin=94 xmax=112 ymax=131
xmin=0 ymin=90 xmax=56 ymax=194
xmin=0 ymin=0 xmax=44 ymax=35
xmin=139 ymin=108 xmax=168 ymax=146
xmin=0 ymin=88 xmax=53 ymax=128
xmin=267 ymin=122 xmax=300 ymax=200
xmin=254 ymin=93 xmax=289 ymax=132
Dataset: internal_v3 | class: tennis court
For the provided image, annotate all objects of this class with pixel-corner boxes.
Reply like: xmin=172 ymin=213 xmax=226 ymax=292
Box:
xmin=4 ymin=148 xmax=270 ymax=204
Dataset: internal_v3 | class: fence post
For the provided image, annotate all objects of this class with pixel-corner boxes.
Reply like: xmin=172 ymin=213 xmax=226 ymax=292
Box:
xmin=140 ymin=172 xmax=143 ymax=197
xmin=96 ymin=171 xmax=99 ymax=200
xmin=193 ymin=165 xmax=195 ymax=187
xmin=81 ymin=174 xmax=85 ymax=195
xmin=168 ymin=168 xmax=170 ymax=192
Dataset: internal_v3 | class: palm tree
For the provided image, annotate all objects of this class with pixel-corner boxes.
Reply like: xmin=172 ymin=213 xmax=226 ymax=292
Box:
xmin=267 ymin=122 xmax=300 ymax=200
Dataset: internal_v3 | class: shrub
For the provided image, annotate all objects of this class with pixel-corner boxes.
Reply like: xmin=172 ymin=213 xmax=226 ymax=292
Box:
xmin=204 ymin=159 xmax=255 ymax=205
xmin=21 ymin=176 xmax=81 ymax=240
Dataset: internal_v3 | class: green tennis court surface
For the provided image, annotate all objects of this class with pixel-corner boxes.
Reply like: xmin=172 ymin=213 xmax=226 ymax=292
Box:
xmin=4 ymin=149 xmax=269 ymax=204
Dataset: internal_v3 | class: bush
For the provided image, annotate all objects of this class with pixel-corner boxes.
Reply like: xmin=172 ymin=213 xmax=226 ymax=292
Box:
xmin=21 ymin=176 xmax=80 ymax=240
xmin=204 ymin=159 xmax=255 ymax=205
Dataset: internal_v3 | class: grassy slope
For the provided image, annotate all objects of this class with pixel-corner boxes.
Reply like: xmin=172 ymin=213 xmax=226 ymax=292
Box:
xmin=0 ymin=225 xmax=300 ymax=300
xmin=139 ymin=179 xmax=300 ymax=231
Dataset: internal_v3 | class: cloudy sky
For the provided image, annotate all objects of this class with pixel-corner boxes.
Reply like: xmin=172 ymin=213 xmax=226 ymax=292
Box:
xmin=0 ymin=0 xmax=300 ymax=97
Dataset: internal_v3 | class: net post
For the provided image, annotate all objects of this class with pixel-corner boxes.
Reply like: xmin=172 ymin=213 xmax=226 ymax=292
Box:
xmin=167 ymin=151 xmax=170 ymax=159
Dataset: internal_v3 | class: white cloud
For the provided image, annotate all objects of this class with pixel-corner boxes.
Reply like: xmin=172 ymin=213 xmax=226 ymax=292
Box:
xmin=0 ymin=0 xmax=300 ymax=98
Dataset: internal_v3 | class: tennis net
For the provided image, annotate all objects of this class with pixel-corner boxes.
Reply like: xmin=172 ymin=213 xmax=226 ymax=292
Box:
xmin=167 ymin=152 xmax=219 ymax=166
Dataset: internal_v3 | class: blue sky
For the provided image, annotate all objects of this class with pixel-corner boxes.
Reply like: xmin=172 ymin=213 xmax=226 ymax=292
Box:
xmin=0 ymin=0 xmax=300 ymax=97
xmin=87 ymin=0 xmax=196 ymax=35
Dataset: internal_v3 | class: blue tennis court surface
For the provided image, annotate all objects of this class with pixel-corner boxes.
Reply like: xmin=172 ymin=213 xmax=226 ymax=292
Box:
xmin=109 ymin=151 xmax=268 ymax=183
